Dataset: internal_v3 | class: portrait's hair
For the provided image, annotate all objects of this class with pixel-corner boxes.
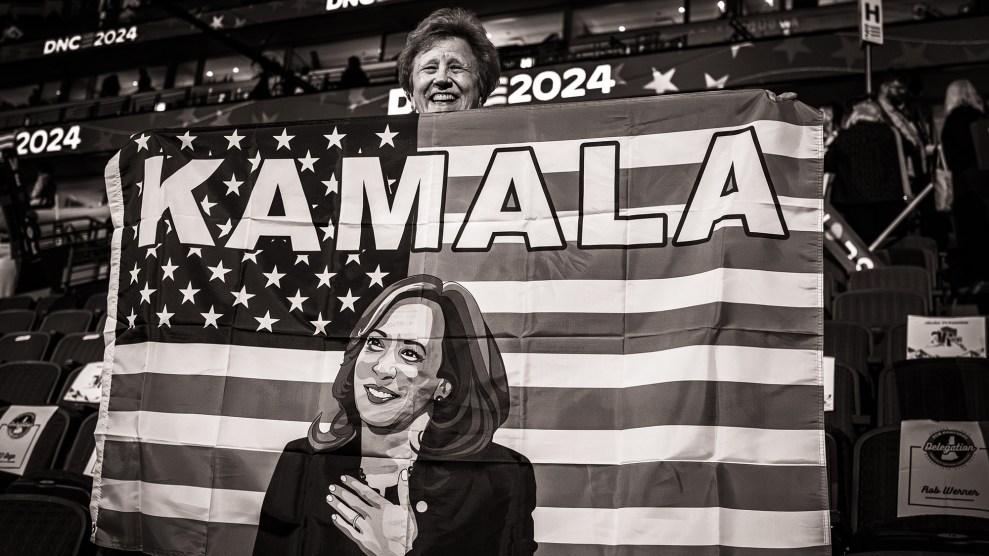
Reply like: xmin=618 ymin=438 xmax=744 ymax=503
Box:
xmin=308 ymin=275 xmax=510 ymax=459
xmin=944 ymin=79 xmax=984 ymax=116
xmin=397 ymin=7 xmax=501 ymax=103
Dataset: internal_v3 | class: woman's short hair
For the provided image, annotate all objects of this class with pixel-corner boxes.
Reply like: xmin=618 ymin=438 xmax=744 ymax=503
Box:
xmin=308 ymin=275 xmax=510 ymax=459
xmin=397 ymin=7 xmax=501 ymax=102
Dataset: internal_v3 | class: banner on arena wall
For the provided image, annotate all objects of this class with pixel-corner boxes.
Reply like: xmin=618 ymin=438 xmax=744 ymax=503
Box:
xmin=906 ymin=316 xmax=987 ymax=359
xmin=0 ymin=405 xmax=58 ymax=475
xmin=63 ymin=361 xmax=105 ymax=404
xmin=898 ymin=420 xmax=989 ymax=518
xmin=92 ymin=90 xmax=827 ymax=555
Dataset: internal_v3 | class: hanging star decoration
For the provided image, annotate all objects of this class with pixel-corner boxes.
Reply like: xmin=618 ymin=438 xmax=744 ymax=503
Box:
xmin=643 ymin=67 xmax=679 ymax=95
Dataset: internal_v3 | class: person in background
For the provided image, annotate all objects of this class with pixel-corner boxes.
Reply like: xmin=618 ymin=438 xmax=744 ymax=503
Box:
xmin=397 ymin=7 xmax=500 ymax=113
xmin=941 ymin=79 xmax=989 ymax=288
xmin=29 ymin=162 xmax=56 ymax=208
xmin=99 ymin=73 xmax=121 ymax=98
xmin=825 ymin=100 xmax=909 ymax=244
xmin=340 ymin=56 xmax=370 ymax=89
xmin=137 ymin=67 xmax=154 ymax=92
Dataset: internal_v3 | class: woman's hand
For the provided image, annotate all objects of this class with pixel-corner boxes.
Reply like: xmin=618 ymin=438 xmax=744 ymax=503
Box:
xmin=326 ymin=472 xmax=418 ymax=556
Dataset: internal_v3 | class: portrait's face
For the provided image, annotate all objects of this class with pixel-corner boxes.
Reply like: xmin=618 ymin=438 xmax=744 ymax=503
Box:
xmin=354 ymin=299 xmax=446 ymax=430
xmin=411 ymin=36 xmax=481 ymax=113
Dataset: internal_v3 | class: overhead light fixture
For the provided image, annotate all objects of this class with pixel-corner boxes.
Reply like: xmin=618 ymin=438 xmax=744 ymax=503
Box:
xmin=520 ymin=57 xmax=534 ymax=69
xmin=717 ymin=1 xmax=726 ymax=12
xmin=206 ymin=70 xmax=214 ymax=77
xmin=132 ymin=81 xmax=139 ymax=87
xmin=232 ymin=67 xmax=240 ymax=73
xmin=678 ymin=6 xmax=686 ymax=13
xmin=154 ymin=102 xmax=166 ymax=112
xmin=618 ymin=25 xmax=626 ymax=32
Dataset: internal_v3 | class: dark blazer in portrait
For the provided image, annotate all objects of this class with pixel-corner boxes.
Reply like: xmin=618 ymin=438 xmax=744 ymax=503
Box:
xmin=253 ymin=436 xmax=537 ymax=556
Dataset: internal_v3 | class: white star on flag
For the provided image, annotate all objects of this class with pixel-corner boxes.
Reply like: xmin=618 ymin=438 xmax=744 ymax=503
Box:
xmin=366 ymin=265 xmax=388 ymax=288
xmin=338 ymin=290 xmax=359 ymax=313
xmin=224 ymin=129 xmax=245 ymax=150
xmin=315 ymin=266 xmax=336 ymax=289
xmin=731 ymin=42 xmax=753 ymax=59
xmin=160 ymin=258 xmax=178 ymax=281
xmin=188 ymin=247 xmax=202 ymax=258
xmin=232 ymin=286 xmax=255 ymax=308
xmin=134 ymin=133 xmax=150 ymax=151
xmin=157 ymin=305 xmax=174 ymax=327
xmin=288 ymin=290 xmax=308 ymax=312
xmin=209 ymin=15 xmax=224 ymax=29
xmin=126 ymin=309 xmax=138 ymax=328
xmin=255 ymin=311 xmax=278 ymax=332
xmin=322 ymin=174 xmax=339 ymax=196
xmin=217 ymin=219 xmax=233 ymax=237
xmin=129 ymin=262 xmax=141 ymax=284
xmin=207 ymin=261 xmax=231 ymax=282
xmin=319 ymin=224 xmax=335 ymax=241
xmin=146 ymin=244 xmax=159 ymax=259
xmin=297 ymin=150 xmax=318 ymax=172
xmin=643 ymin=67 xmax=679 ymax=95
xmin=274 ymin=128 xmax=295 ymax=150
xmin=704 ymin=73 xmax=729 ymax=90
xmin=177 ymin=131 xmax=197 ymax=150
xmin=140 ymin=284 xmax=156 ymax=304
xmin=263 ymin=266 xmax=286 ymax=288
xmin=295 ymin=254 xmax=310 ymax=266
xmin=310 ymin=312 xmax=331 ymax=335
xmin=249 ymin=151 xmax=262 ymax=172
xmin=242 ymin=250 xmax=262 ymax=264
xmin=324 ymin=127 xmax=346 ymax=149
xmin=376 ymin=125 xmax=398 ymax=148
xmin=346 ymin=252 xmax=362 ymax=266
xmin=200 ymin=196 xmax=217 ymax=215
xmin=179 ymin=282 xmax=200 ymax=305
xmin=201 ymin=306 xmax=222 ymax=328
xmin=224 ymin=174 xmax=244 ymax=196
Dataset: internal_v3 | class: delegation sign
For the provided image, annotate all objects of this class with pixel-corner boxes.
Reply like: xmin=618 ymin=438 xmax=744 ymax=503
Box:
xmin=898 ymin=420 xmax=989 ymax=518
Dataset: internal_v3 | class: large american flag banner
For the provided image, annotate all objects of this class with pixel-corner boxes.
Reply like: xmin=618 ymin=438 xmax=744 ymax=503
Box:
xmin=93 ymin=90 xmax=828 ymax=555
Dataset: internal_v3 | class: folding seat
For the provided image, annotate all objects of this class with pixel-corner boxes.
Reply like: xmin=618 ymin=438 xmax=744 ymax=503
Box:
xmin=32 ymin=294 xmax=77 ymax=318
xmin=0 ymin=332 xmax=52 ymax=363
xmin=37 ymin=310 xmax=93 ymax=336
xmin=848 ymin=267 xmax=932 ymax=314
xmin=0 ymin=309 xmax=36 ymax=336
xmin=826 ymin=429 xmax=852 ymax=555
xmin=886 ymin=322 xmax=908 ymax=366
xmin=824 ymin=256 xmax=848 ymax=318
xmin=0 ymin=362 xmax=61 ymax=405
xmin=852 ymin=426 xmax=989 ymax=553
xmin=825 ymin=362 xmax=869 ymax=442
xmin=824 ymin=321 xmax=876 ymax=399
xmin=48 ymin=332 xmax=105 ymax=369
xmin=7 ymin=413 xmax=99 ymax=507
xmin=0 ymin=406 xmax=73 ymax=491
xmin=0 ymin=494 xmax=89 ymax=556
xmin=57 ymin=362 xmax=104 ymax=408
xmin=0 ymin=294 xmax=33 ymax=311
xmin=93 ymin=312 xmax=108 ymax=333
xmin=877 ymin=358 xmax=989 ymax=427
xmin=833 ymin=290 xmax=928 ymax=369
xmin=82 ymin=292 xmax=107 ymax=317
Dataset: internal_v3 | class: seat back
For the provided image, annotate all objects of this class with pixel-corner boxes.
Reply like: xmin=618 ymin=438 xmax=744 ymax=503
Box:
xmin=833 ymin=290 xmax=928 ymax=329
xmin=32 ymin=294 xmax=77 ymax=317
xmin=825 ymin=362 xmax=864 ymax=442
xmin=0 ymin=362 xmax=61 ymax=405
xmin=848 ymin=267 xmax=931 ymax=313
xmin=0 ymin=295 xmax=33 ymax=311
xmin=0 ymin=406 xmax=71 ymax=478
xmin=0 ymin=309 xmax=36 ymax=336
xmin=0 ymin=332 xmax=52 ymax=363
xmin=83 ymin=292 xmax=108 ymax=316
xmin=877 ymin=358 xmax=989 ymax=426
xmin=64 ymin=413 xmax=99 ymax=474
xmin=824 ymin=321 xmax=875 ymax=399
xmin=886 ymin=322 xmax=908 ymax=366
xmin=852 ymin=426 xmax=903 ymax=532
xmin=49 ymin=332 xmax=105 ymax=368
xmin=37 ymin=310 xmax=93 ymax=336
xmin=0 ymin=494 xmax=88 ymax=556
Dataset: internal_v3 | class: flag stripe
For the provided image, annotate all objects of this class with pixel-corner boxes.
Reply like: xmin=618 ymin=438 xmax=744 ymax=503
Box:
xmin=102 ymin=411 xmax=822 ymax=465
xmin=95 ymin=481 xmax=829 ymax=548
xmin=420 ymin=120 xmax=820 ymax=177
xmin=532 ymin=507 xmax=828 ymax=548
xmin=410 ymin=230 xmax=820 ymax=281
xmin=100 ymin=440 xmax=826 ymax=511
xmin=421 ymin=94 xmax=822 ymax=146
xmin=109 ymin=342 xmax=820 ymax=388
xmin=437 ymin=201 xmax=819 ymax=245
xmin=105 ymin=373 xmax=820 ymax=430
xmin=534 ymin=545 xmax=830 ymax=556
xmin=441 ymin=155 xmax=817 ymax=212
xmin=459 ymin=270 xmax=820 ymax=314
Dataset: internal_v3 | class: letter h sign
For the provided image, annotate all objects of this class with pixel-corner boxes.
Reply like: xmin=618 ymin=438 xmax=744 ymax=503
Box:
xmin=859 ymin=0 xmax=883 ymax=45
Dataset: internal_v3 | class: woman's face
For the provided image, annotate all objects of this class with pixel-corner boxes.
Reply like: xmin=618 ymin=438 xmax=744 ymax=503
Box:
xmin=354 ymin=299 xmax=447 ymax=430
xmin=410 ymin=36 xmax=481 ymax=113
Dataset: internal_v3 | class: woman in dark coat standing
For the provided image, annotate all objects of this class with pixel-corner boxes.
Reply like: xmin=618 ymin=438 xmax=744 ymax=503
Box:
xmin=941 ymin=79 xmax=989 ymax=287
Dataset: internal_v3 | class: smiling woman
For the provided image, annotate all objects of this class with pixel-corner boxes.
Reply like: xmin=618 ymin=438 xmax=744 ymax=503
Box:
xmin=254 ymin=275 xmax=536 ymax=556
xmin=397 ymin=8 xmax=501 ymax=113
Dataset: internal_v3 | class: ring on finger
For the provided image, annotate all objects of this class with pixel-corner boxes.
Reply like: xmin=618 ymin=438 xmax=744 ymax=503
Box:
xmin=352 ymin=513 xmax=362 ymax=531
